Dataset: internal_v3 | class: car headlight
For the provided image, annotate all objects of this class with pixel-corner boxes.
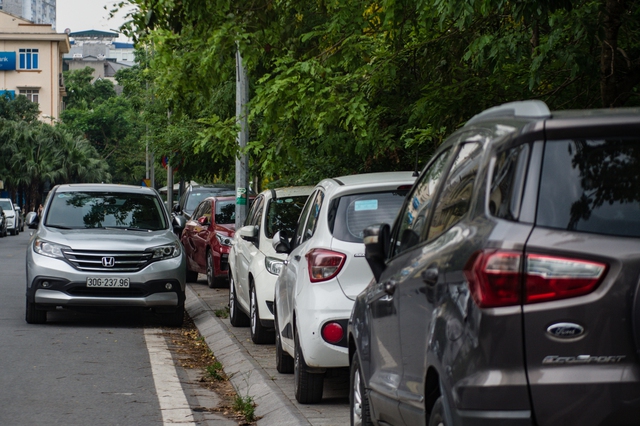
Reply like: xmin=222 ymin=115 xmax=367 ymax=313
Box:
xmin=216 ymin=233 xmax=233 ymax=247
xmin=265 ymin=256 xmax=284 ymax=275
xmin=149 ymin=242 xmax=182 ymax=260
xmin=33 ymin=237 xmax=70 ymax=259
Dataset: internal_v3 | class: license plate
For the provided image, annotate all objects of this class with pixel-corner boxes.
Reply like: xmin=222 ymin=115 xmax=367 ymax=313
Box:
xmin=86 ymin=277 xmax=130 ymax=288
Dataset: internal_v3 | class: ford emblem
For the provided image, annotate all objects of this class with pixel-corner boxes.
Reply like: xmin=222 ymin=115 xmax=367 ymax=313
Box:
xmin=547 ymin=323 xmax=584 ymax=338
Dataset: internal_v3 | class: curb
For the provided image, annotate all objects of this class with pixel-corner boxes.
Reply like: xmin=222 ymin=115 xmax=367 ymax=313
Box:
xmin=184 ymin=284 xmax=310 ymax=425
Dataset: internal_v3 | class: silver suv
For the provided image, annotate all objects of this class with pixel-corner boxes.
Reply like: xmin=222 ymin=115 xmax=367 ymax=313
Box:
xmin=25 ymin=184 xmax=186 ymax=326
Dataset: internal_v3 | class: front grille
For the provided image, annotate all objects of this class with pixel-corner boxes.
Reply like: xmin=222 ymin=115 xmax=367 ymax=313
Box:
xmin=63 ymin=249 xmax=153 ymax=272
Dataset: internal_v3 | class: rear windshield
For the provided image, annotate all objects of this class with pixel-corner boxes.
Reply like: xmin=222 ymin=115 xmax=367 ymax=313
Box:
xmin=332 ymin=190 xmax=409 ymax=243
xmin=186 ymin=188 xmax=234 ymax=211
xmin=537 ymin=139 xmax=640 ymax=238
xmin=265 ymin=195 xmax=309 ymax=238
xmin=46 ymin=192 xmax=167 ymax=231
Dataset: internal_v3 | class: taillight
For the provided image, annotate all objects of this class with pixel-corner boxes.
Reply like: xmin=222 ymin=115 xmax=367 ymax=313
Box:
xmin=464 ymin=251 xmax=522 ymax=308
xmin=464 ymin=250 xmax=607 ymax=308
xmin=306 ymin=248 xmax=346 ymax=283
xmin=525 ymin=254 xmax=607 ymax=303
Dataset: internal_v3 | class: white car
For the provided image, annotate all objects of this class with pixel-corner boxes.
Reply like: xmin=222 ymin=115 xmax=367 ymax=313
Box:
xmin=227 ymin=186 xmax=313 ymax=343
xmin=0 ymin=198 xmax=19 ymax=235
xmin=273 ymin=172 xmax=416 ymax=403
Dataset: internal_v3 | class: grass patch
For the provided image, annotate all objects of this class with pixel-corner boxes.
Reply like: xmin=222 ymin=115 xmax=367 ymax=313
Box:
xmin=214 ymin=306 xmax=229 ymax=318
xmin=205 ymin=361 xmax=225 ymax=381
xmin=233 ymin=395 xmax=256 ymax=422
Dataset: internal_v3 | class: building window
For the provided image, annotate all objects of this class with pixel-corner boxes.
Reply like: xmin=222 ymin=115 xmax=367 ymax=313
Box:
xmin=19 ymin=48 xmax=39 ymax=70
xmin=20 ymin=89 xmax=39 ymax=104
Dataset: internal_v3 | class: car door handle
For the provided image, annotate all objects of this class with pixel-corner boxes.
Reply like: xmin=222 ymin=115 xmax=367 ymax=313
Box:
xmin=294 ymin=255 xmax=301 ymax=262
xmin=421 ymin=267 xmax=439 ymax=286
xmin=384 ymin=280 xmax=397 ymax=296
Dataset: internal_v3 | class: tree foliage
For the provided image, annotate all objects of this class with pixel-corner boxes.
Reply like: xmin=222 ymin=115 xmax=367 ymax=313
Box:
xmin=116 ymin=0 xmax=640 ymax=186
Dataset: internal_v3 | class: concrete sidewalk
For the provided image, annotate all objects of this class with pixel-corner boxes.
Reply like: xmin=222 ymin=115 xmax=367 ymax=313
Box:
xmin=185 ymin=282 xmax=350 ymax=425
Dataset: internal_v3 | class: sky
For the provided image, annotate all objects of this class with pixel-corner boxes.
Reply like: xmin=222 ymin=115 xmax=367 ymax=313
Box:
xmin=56 ymin=0 xmax=136 ymax=41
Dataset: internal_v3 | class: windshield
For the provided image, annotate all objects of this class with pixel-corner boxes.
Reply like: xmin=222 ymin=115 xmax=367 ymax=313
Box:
xmin=215 ymin=200 xmax=235 ymax=224
xmin=0 ymin=200 xmax=13 ymax=211
xmin=186 ymin=189 xmax=233 ymax=211
xmin=45 ymin=191 xmax=167 ymax=231
xmin=265 ymin=195 xmax=309 ymax=238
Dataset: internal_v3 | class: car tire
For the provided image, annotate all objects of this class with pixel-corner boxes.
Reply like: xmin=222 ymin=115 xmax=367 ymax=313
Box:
xmin=294 ymin=331 xmax=324 ymax=404
xmin=25 ymin=298 xmax=46 ymax=324
xmin=229 ymin=274 xmax=250 ymax=327
xmin=350 ymin=354 xmax=372 ymax=426
xmin=275 ymin=304 xmax=294 ymax=374
xmin=428 ymin=396 xmax=448 ymax=426
xmin=10 ymin=228 xmax=16 ymax=236
xmin=164 ymin=304 xmax=185 ymax=327
xmin=186 ymin=268 xmax=198 ymax=283
xmin=250 ymin=284 xmax=274 ymax=344
xmin=206 ymin=251 xmax=216 ymax=288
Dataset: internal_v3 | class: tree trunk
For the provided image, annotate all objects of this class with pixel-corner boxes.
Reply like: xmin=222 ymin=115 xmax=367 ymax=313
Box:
xmin=600 ymin=0 xmax=627 ymax=107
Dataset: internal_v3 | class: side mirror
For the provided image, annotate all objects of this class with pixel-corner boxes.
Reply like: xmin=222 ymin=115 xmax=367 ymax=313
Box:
xmin=26 ymin=211 xmax=39 ymax=229
xmin=172 ymin=214 xmax=186 ymax=234
xmin=172 ymin=203 xmax=181 ymax=213
xmin=363 ymin=224 xmax=390 ymax=282
xmin=272 ymin=230 xmax=291 ymax=254
xmin=239 ymin=225 xmax=259 ymax=243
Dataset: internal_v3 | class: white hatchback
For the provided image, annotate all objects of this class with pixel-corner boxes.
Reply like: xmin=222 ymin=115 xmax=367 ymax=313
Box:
xmin=273 ymin=172 xmax=416 ymax=403
xmin=227 ymin=186 xmax=313 ymax=343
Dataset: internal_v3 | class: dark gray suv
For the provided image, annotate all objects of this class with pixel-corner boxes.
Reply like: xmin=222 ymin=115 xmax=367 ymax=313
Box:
xmin=348 ymin=100 xmax=640 ymax=426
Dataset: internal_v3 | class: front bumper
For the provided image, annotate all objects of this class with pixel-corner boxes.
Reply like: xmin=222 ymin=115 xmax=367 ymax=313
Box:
xmin=27 ymin=249 xmax=186 ymax=309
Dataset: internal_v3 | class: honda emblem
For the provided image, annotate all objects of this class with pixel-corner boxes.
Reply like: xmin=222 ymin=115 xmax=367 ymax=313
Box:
xmin=102 ymin=257 xmax=116 ymax=268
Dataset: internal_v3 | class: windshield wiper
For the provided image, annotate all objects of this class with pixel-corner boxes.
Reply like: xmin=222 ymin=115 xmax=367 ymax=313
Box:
xmin=101 ymin=226 xmax=153 ymax=232
xmin=46 ymin=224 xmax=73 ymax=230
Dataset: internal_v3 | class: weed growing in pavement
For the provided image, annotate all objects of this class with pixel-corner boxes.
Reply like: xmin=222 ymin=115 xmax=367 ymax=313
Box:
xmin=233 ymin=395 xmax=256 ymax=423
xmin=206 ymin=361 xmax=225 ymax=381
xmin=214 ymin=306 xmax=229 ymax=318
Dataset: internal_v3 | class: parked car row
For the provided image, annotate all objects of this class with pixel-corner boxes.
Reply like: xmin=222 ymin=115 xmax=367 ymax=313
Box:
xmin=213 ymin=100 xmax=640 ymax=426
xmin=0 ymin=198 xmax=23 ymax=238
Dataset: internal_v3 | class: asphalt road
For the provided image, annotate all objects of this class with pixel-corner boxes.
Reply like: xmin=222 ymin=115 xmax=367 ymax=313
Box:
xmin=0 ymin=230 xmax=167 ymax=424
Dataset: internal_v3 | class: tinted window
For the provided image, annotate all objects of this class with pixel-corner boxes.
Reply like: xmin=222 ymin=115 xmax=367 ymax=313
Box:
xmin=490 ymin=144 xmax=529 ymax=220
xmin=46 ymin=192 xmax=167 ymax=230
xmin=333 ymin=190 xmax=409 ymax=243
xmin=537 ymin=139 xmax=640 ymax=237
xmin=302 ymin=191 xmax=324 ymax=243
xmin=265 ymin=195 xmax=308 ymax=239
xmin=427 ymin=143 xmax=482 ymax=241
xmin=215 ymin=200 xmax=235 ymax=224
xmin=293 ymin=190 xmax=319 ymax=247
xmin=392 ymin=150 xmax=451 ymax=256
xmin=244 ymin=196 xmax=263 ymax=227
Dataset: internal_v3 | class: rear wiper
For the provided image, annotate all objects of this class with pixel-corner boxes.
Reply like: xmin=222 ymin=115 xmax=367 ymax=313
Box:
xmin=101 ymin=226 xmax=152 ymax=232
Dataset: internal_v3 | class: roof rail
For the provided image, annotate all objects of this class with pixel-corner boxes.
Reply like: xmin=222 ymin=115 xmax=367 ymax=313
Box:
xmin=465 ymin=100 xmax=550 ymax=126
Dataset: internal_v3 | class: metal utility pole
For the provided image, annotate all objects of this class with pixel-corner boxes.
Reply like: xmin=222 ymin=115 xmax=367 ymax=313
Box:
xmin=235 ymin=48 xmax=249 ymax=229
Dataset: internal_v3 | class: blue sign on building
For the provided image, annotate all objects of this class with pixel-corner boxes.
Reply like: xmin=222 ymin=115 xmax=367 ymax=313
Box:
xmin=0 ymin=52 xmax=17 ymax=70
xmin=0 ymin=90 xmax=15 ymax=99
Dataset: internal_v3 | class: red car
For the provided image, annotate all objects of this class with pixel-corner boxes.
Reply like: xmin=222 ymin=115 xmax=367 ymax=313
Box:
xmin=181 ymin=195 xmax=237 ymax=287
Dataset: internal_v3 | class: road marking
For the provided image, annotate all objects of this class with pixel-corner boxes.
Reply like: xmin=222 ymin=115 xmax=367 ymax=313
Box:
xmin=145 ymin=328 xmax=196 ymax=425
